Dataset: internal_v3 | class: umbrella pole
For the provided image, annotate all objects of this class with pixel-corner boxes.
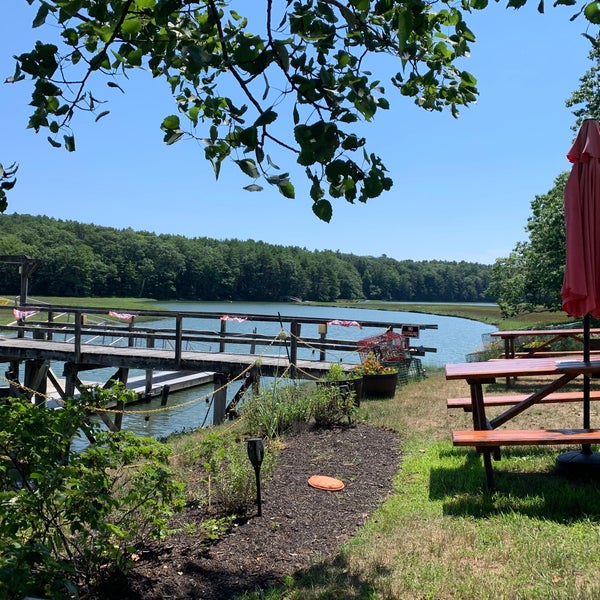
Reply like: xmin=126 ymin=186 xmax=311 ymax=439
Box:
xmin=583 ymin=314 xmax=592 ymax=453
xmin=556 ymin=314 xmax=600 ymax=471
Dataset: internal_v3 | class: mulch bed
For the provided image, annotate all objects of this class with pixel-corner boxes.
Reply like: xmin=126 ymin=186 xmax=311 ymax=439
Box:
xmin=87 ymin=423 xmax=402 ymax=600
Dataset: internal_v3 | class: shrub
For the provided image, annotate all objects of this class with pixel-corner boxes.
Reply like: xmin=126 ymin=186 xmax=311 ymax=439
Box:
xmin=240 ymin=380 xmax=313 ymax=438
xmin=311 ymin=383 xmax=357 ymax=427
xmin=0 ymin=389 xmax=185 ymax=599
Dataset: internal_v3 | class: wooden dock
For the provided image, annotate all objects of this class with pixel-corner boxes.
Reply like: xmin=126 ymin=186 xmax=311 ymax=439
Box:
xmin=0 ymin=303 xmax=438 ymax=426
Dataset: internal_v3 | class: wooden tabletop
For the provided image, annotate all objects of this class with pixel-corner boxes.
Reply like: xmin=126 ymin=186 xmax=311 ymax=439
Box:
xmin=490 ymin=328 xmax=600 ymax=338
xmin=445 ymin=358 xmax=575 ymax=380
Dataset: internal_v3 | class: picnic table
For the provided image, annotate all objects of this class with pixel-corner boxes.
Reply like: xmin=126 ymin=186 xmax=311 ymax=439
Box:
xmin=445 ymin=357 xmax=600 ymax=489
xmin=491 ymin=328 xmax=600 ymax=359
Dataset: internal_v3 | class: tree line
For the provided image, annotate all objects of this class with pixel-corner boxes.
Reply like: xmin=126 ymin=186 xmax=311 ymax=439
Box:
xmin=0 ymin=213 xmax=491 ymax=303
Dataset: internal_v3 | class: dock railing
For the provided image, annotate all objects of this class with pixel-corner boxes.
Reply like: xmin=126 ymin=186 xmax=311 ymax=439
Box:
xmin=0 ymin=304 xmax=437 ymax=368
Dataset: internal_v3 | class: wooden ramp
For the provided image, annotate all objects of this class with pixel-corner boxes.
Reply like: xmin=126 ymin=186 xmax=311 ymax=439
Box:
xmin=125 ymin=370 xmax=214 ymax=397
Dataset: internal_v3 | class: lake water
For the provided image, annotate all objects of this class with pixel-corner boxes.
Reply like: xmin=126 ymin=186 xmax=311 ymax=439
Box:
xmin=103 ymin=301 xmax=496 ymax=438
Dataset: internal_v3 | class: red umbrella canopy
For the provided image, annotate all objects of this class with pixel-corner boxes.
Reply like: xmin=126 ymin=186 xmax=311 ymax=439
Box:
xmin=561 ymin=119 xmax=600 ymax=318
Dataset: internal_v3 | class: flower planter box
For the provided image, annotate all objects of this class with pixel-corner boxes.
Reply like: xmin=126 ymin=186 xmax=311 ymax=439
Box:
xmin=362 ymin=372 xmax=398 ymax=399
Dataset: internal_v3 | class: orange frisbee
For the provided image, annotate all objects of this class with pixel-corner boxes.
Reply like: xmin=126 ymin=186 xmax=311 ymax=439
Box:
xmin=308 ymin=475 xmax=345 ymax=491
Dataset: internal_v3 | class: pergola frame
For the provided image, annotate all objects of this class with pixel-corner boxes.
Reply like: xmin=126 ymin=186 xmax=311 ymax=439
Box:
xmin=0 ymin=255 xmax=42 ymax=305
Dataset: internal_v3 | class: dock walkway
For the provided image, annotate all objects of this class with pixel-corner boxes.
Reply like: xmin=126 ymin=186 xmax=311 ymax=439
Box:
xmin=0 ymin=303 xmax=438 ymax=426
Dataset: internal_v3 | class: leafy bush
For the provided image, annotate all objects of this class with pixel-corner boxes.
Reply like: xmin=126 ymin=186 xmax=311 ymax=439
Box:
xmin=320 ymin=362 xmax=360 ymax=382
xmin=0 ymin=390 xmax=185 ymax=600
xmin=241 ymin=379 xmax=357 ymax=435
xmin=312 ymin=384 xmax=357 ymax=427
xmin=173 ymin=429 xmax=275 ymax=516
xmin=241 ymin=380 xmax=313 ymax=438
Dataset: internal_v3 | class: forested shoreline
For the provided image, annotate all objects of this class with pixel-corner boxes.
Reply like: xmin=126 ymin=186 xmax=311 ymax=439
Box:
xmin=0 ymin=214 xmax=491 ymax=302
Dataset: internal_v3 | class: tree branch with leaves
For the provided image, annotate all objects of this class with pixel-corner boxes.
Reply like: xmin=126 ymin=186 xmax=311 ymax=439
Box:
xmin=4 ymin=0 xmax=597 ymax=220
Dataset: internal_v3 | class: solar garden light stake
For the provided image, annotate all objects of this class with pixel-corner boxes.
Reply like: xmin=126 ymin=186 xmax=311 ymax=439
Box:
xmin=247 ymin=438 xmax=264 ymax=516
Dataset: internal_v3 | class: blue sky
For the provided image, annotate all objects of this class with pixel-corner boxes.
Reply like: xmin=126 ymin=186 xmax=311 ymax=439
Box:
xmin=1 ymin=1 xmax=596 ymax=264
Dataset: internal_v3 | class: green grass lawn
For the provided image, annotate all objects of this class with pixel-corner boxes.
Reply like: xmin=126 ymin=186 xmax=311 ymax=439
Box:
xmin=239 ymin=369 xmax=600 ymax=600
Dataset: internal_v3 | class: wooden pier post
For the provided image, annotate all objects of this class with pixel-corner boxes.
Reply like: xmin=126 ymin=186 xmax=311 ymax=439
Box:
xmin=212 ymin=372 xmax=227 ymax=425
xmin=24 ymin=359 xmax=49 ymax=405
xmin=47 ymin=311 xmax=54 ymax=341
xmin=219 ymin=319 xmax=226 ymax=353
xmin=290 ymin=320 xmax=301 ymax=378
xmin=160 ymin=384 xmax=170 ymax=406
xmin=175 ymin=315 xmax=183 ymax=367
xmin=145 ymin=334 xmax=155 ymax=398
xmin=74 ymin=313 xmax=82 ymax=364
xmin=318 ymin=323 xmax=327 ymax=361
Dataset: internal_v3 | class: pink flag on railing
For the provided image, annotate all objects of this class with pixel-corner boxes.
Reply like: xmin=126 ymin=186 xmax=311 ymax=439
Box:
xmin=108 ymin=310 xmax=136 ymax=321
xmin=13 ymin=308 xmax=39 ymax=320
xmin=327 ymin=319 xmax=362 ymax=329
xmin=220 ymin=315 xmax=248 ymax=322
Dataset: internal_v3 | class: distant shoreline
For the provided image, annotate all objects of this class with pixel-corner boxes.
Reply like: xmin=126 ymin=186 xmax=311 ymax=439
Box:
xmin=0 ymin=296 xmax=570 ymax=330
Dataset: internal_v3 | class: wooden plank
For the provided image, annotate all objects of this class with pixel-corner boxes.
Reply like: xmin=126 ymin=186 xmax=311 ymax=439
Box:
xmin=452 ymin=428 xmax=600 ymax=447
xmin=490 ymin=328 xmax=600 ymax=338
xmin=0 ymin=336 xmax=338 ymax=379
xmin=514 ymin=351 xmax=600 ymax=358
xmin=447 ymin=390 xmax=600 ymax=410
xmin=445 ymin=358 xmax=562 ymax=380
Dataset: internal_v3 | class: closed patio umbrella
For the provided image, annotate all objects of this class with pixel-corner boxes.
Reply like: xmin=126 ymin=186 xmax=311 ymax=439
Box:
xmin=559 ymin=117 xmax=600 ymax=469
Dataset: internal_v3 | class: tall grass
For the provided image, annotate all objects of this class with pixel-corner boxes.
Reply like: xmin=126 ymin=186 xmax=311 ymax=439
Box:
xmin=241 ymin=369 xmax=600 ymax=600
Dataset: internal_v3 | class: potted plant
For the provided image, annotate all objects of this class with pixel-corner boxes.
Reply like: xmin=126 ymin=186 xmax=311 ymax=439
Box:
xmin=358 ymin=353 xmax=399 ymax=399
xmin=317 ymin=362 xmax=363 ymax=405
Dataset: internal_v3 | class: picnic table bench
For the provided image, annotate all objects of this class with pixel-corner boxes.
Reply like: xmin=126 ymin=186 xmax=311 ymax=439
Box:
xmin=453 ymin=428 xmax=600 ymax=447
xmin=447 ymin=390 xmax=600 ymax=410
xmin=491 ymin=328 xmax=600 ymax=359
xmin=445 ymin=358 xmax=600 ymax=489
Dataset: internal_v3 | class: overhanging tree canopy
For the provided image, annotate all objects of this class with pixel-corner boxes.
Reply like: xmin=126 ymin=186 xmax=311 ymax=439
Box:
xmin=4 ymin=0 xmax=600 ymax=220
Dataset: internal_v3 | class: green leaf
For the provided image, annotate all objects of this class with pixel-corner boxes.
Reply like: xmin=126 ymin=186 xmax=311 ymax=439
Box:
xmin=267 ymin=155 xmax=280 ymax=170
xmin=163 ymin=130 xmax=184 ymax=145
xmin=397 ymin=8 xmax=414 ymax=50
xmin=127 ymin=49 xmax=144 ymax=66
xmin=162 ymin=115 xmax=180 ymax=129
xmin=277 ymin=180 xmax=295 ymax=199
xmin=312 ymin=199 xmax=333 ymax=222
xmin=47 ymin=136 xmax=62 ymax=148
xmin=235 ymin=159 xmax=260 ymax=179
xmin=239 ymin=126 xmax=258 ymax=150
xmin=0 ymin=180 xmax=16 ymax=191
xmin=105 ymin=522 xmax=127 ymax=539
xmin=294 ymin=121 xmax=339 ymax=166
xmin=121 ymin=16 xmax=143 ymax=35
xmin=244 ymin=184 xmax=263 ymax=192
xmin=107 ymin=81 xmax=125 ymax=93
xmin=341 ymin=135 xmax=363 ymax=151
xmin=460 ymin=71 xmax=477 ymax=86
xmin=33 ymin=2 xmax=50 ymax=27
xmin=64 ymin=134 xmax=76 ymax=152
xmin=254 ymin=109 xmax=277 ymax=127
xmin=95 ymin=110 xmax=110 ymax=122
xmin=584 ymin=1 xmax=600 ymax=22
